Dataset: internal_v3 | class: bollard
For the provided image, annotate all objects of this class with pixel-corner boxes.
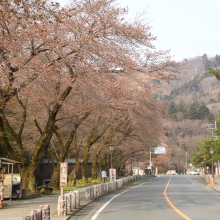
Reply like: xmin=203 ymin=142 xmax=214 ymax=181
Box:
xmin=71 ymin=192 xmax=76 ymax=212
xmin=63 ymin=195 xmax=67 ymax=216
xmin=96 ymin=185 xmax=100 ymax=197
xmin=99 ymin=184 xmax=102 ymax=195
xmin=21 ymin=214 xmax=35 ymax=220
xmin=57 ymin=195 xmax=67 ymax=216
xmin=90 ymin=187 xmax=94 ymax=199
xmin=105 ymin=183 xmax=107 ymax=193
xmin=64 ymin=193 xmax=70 ymax=214
xmin=21 ymin=188 xmax=28 ymax=199
xmin=106 ymin=183 xmax=109 ymax=192
xmin=30 ymin=209 xmax=42 ymax=220
xmin=116 ymin=180 xmax=119 ymax=189
xmin=74 ymin=191 xmax=80 ymax=208
xmin=100 ymin=184 xmax=103 ymax=195
xmin=113 ymin=181 xmax=116 ymax=190
xmin=70 ymin=192 xmax=76 ymax=210
xmin=0 ymin=186 xmax=4 ymax=208
xmin=108 ymin=182 xmax=111 ymax=192
xmin=93 ymin=186 xmax=97 ymax=198
xmin=120 ymin=179 xmax=123 ymax=188
xmin=116 ymin=180 xmax=120 ymax=189
xmin=85 ymin=187 xmax=91 ymax=200
xmin=39 ymin=204 xmax=50 ymax=220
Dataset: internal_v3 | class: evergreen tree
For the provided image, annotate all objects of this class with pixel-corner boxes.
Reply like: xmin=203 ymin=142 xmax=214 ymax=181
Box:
xmin=166 ymin=101 xmax=177 ymax=117
xmin=209 ymin=67 xmax=220 ymax=80
xmin=187 ymin=102 xmax=200 ymax=120
xmin=177 ymin=101 xmax=186 ymax=113
xmin=215 ymin=55 xmax=220 ymax=66
xmin=166 ymin=101 xmax=178 ymax=120
xmin=203 ymin=53 xmax=212 ymax=70
xmin=208 ymin=113 xmax=215 ymax=122
xmin=199 ymin=103 xmax=210 ymax=119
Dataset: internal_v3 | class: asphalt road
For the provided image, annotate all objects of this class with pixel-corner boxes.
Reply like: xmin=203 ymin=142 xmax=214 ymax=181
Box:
xmin=70 ymin=175 xmax=220 ymax=220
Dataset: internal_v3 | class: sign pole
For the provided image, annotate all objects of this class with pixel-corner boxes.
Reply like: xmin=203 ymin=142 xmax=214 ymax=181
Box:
xmin=59 ymin=163 xmax=68 ymax=216
xmin=60 ymin=186 xmax=64 ymax=215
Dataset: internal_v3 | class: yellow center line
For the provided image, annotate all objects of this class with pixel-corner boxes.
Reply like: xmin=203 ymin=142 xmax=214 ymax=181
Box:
xmin=163 ymin=176 xmax=192 ymax=220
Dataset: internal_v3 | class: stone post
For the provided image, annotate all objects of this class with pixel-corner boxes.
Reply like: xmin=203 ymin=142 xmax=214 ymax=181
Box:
xmin=30 ymin=209 xmax=42 ymax=220
xmin=39 ymin=204 xmax=50 ymax=220
xmin=85 ymin=187 xmax=91 ymax=200
xmin=74 ymin=191 xmax=80 ymax=208
xmin=0 ymin=186 xmax=4 ymax=208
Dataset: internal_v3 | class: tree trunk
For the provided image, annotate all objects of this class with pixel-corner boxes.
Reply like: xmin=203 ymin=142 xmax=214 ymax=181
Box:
xmin=50 ymin=165 xmax=60 ymax=189
xmin=20 ymin=167 xmax=31 ymax=193
xmin=81 ymin=147 xmax=89 ymax=184
xmin=68 ymin=156 xmax=80 ymax=186
xmin=92 ymin=153 xmax=98 ymax=179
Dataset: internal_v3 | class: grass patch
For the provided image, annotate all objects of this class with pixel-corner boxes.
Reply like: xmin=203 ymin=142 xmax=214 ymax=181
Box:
xmin=63 ymin=177 xmax=105 ymax=191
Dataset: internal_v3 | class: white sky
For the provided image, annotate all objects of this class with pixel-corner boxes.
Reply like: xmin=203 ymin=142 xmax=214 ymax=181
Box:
xmin=57 ymin=0 xmax=220 ymax=61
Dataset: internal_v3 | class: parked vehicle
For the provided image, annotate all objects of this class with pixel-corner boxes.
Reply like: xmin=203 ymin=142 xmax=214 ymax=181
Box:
xmin=190 ymin=169 xmax=199 ymax=175
xmin=0 ymin=158 xmax=21 ymax=199
xmin=166 ymin=170 xmax=177 ymax=175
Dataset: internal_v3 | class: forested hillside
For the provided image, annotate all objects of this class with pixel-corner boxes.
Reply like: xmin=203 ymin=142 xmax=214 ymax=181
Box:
xmin=154 ymin=54 xmax=220 ymax=173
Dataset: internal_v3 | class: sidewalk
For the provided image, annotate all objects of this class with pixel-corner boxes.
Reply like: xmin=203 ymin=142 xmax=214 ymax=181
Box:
xmin=0 ymin=188 xmax=92 ymax=220
xmin=199 ymin=173 xmax=220 ymax=193
xmin=212 ymin=175 xmax=220 ymax=192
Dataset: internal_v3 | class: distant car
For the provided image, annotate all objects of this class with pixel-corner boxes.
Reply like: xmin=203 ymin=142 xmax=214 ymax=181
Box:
xmin=166 ymin=170 xmax=177 ymax=175
xmin=190 ymin=169 xmax=198 ymax=175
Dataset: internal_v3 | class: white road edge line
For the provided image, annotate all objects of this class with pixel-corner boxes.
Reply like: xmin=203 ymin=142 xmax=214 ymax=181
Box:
xmin=91 ymin=182 xmax=145 ymax=220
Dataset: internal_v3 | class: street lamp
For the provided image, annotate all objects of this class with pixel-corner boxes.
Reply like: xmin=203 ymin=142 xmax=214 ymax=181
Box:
xmin=109 ymin=145 xmax=114 ymax=169
xmin=130 ymin=156 xmax=133 ymax=175
xmin=210 ymin=147 xmax=214 ymax=183
xmin=218 ymin=160 xmax=219 ymax=175
xmin=201 ymin=161 xmax=204 ymax=174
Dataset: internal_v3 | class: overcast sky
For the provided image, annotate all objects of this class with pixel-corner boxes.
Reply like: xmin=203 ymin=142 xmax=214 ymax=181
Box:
xmin=58 ymin=0 xmax=220 ymax=61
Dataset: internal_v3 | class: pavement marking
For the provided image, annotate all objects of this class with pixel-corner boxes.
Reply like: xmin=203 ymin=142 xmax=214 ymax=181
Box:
xmin=163 ymin=176 xmax=192 ymax=220
xmin=91 ymin=182 xmax=145 ymax=220
xmin=191 ymin=181 xmax=196 ymax=185
xmin=214 ymin=195 xmax=220 ymax=198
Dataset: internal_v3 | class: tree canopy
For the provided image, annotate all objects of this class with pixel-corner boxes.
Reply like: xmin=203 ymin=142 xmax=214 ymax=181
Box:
xmin=0 ymin=0 xmax=180 ymax=192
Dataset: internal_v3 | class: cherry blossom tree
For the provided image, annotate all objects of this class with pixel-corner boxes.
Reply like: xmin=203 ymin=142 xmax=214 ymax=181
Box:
xmin=0 ymin=0 xmax=180 ymax=193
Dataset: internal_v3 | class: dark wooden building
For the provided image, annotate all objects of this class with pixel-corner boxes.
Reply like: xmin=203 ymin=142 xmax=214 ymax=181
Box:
xmin=40 ymin=159 xmax=92 ymax=185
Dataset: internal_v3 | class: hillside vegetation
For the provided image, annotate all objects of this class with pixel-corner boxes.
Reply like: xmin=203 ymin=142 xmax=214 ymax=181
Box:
xmin=154 ymin=54 xmax=220 ymax=173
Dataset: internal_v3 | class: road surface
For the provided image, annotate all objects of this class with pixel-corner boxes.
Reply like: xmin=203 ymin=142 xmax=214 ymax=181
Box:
xmin=70 ymin=175 xmax=220 ymax=220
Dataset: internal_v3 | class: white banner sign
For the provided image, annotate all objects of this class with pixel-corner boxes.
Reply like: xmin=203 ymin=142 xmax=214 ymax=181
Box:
xmin=60 ymin=162 xmax=68 ymax=187
xmin=154 ymin=147 xmax=166 ymax=154
xmin=109 ymin=169 xmax=116 ymax=182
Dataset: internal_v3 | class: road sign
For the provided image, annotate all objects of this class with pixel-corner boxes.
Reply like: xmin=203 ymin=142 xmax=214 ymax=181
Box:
xmin=154 ymin=147 xmax=166 ymax=154
xmin=60 ymin=163 xmax=68 ymax=187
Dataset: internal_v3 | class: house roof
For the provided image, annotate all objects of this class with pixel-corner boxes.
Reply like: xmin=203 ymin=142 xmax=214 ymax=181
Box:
xmin=41 ymin=158 xmax=92 ymax=164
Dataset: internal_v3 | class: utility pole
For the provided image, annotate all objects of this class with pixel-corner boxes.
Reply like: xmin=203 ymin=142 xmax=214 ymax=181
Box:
xmin=204 ymin=121 xmax=218 ymax=179
xmin=150 ymin=148 xmax=154 ymax=174
xmin=204 ymin=121 xmax=217 ymax=139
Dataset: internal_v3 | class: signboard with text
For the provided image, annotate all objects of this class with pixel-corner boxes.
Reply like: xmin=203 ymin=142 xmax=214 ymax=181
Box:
xmin=109 ymin=169 xmax=116 ymax=182
xmin=60 ymin=163 xmax=68 ymax=187
xmin=154 ymin=147 xmax=166 ymax=154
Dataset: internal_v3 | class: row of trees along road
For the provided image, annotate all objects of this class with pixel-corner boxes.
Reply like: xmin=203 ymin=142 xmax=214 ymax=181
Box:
xmin=0 ymin=0 xmax=180 ymax=193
